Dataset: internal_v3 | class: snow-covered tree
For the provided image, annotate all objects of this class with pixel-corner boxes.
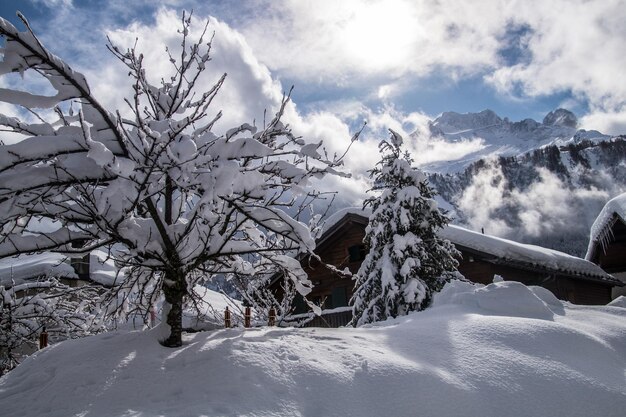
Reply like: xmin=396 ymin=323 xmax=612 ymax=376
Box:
xmin=0 ymin=13 xmax=347 ymax=347
xmin=351 ymin=130 xmax=460 ymax=326
xmin=1 ymin=278 xmax=102 ymax=374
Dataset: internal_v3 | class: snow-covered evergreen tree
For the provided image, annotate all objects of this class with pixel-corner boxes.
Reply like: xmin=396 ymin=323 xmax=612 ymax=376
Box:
xmin=0 ymin=13 xmax=348 ymax=347
xmin=351 ymin=130 xmax=460 ymax=326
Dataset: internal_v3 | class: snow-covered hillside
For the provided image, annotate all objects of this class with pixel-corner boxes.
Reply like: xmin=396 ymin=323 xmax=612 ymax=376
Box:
xmin=426 ymin=120 xmax=626 ymax=256
xmin=1 ymin=280 xmax=625 ymax=417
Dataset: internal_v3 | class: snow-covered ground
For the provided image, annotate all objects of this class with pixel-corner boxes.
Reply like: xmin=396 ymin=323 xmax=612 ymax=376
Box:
xmin=1 ymin=280 xmax=625 ymax=417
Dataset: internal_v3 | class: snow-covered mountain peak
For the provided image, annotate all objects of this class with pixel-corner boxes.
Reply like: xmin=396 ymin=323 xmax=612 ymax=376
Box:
xmin=421 ymin=108 xmax=609 ymax=174
xmin=542 ymin=108 xmax=578 ymax=128
xmin=430 ymin=109 xmax=502 ymax=134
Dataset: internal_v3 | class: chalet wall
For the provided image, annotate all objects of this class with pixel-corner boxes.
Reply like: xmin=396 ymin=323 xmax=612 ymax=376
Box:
xmin=456 ymin=251 xmax=551 ymax=286
xmin=611 ymin=272 xmax=626 ymax=299
xmin=456 ymin=250 xmax=612 ymax=305
xmin=554 ymin=277 xmax=612 ymax=305
xmin=303 ymin=221 xmax=365 ymax=309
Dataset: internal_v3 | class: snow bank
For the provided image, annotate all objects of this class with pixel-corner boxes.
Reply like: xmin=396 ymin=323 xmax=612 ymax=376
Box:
xmin=608 ymin=296 xmax=626 ymax=308
xmin=1 ymin=281 xmax=625 ymax=417
xmin=182 ymin=286 xmax=243 ymax=331
xmin=433 ymin=279 xmax=563 ymax=320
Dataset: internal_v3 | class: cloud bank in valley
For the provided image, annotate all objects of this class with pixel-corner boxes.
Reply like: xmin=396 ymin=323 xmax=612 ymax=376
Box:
xmin=456 ymin=160 xmax=619 ymax=254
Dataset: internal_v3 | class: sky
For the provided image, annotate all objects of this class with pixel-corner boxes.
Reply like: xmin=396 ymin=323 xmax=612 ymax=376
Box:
xmin=0 ymin=0 xmax=625 ymax=207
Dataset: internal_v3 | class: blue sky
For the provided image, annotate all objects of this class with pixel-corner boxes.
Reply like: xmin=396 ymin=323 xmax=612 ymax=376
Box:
xmin=0 ymin=0 xmax=624 ymax=235
xmin=1 ymin=0 xmax=624 ymax=131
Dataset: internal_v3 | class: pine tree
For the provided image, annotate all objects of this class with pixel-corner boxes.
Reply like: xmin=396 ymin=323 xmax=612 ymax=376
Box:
xmin=351 ymin=130 xmax=460 ymax=326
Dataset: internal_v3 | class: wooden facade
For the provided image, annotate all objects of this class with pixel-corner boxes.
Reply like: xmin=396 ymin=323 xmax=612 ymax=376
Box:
xmin=270 ymin=213 xmax=366 ymax=323
xmin=587 ymin=213 xmax=626 ymax=298
xmin=454 ymin=246 xmax=613 ymax=304
xmin=271 ymin=212 xmax=620 ymax=326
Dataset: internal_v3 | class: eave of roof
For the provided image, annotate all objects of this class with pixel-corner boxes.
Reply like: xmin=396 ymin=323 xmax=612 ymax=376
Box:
xmin=586 ymin=193 xmax=626 ymax=261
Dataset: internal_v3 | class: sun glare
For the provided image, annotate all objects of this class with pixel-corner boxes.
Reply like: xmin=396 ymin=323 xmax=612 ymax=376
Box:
xmin=344 ymin=2 xmax=416 ymax=68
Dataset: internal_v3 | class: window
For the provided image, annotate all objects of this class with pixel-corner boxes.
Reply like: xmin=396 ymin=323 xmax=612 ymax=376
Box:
xmin=293 ymin=294 xmax=308 ymax=314
xmin=348 ymin=244 xmax=366 ymax=262
xmin=331 ymin=287 xmax=348 ymax=308
xmin=71 ymin=254 xmax=90 ymax=279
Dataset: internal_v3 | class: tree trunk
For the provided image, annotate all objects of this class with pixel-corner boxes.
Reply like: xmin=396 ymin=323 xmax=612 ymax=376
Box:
xmin=160 ymin=273 xmax=185 ymax=348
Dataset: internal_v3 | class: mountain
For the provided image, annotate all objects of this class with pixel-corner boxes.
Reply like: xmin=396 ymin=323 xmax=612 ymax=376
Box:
xmin=422 ymin=108 xmax=610 ymax=174
xmin=417 ymin=109 xmax=626 ymax=257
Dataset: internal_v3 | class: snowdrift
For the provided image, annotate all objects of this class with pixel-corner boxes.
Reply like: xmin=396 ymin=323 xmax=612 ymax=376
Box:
xmin=1 ymin=280 xmax=625 ymax=417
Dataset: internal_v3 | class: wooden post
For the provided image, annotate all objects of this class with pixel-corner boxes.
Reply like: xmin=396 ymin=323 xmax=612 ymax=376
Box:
xmin=39 ymin=327 xmax=48 ymax=349
xmin=224 ymin=306 xmax=231 ymax=328
xmin=268 ymin=307 xmax=276 ymax=327
xmin=244 ymin=306 xmax=251 ymax=328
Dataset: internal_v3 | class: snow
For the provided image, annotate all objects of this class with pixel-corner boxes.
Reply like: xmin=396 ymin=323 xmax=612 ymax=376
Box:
xmin=608 ymin=296 xmax=626 ymax=308
xmin=89 ymin=250 xmax=122 ymax=287
xmin=319 ymin=206 xmax=370 ymax=237
xmin=1 ymin=279 xmax=625 ymax=417
xmin=586 ymin=192 xmax=626 ymax=260
xmin=181 ymin=286 xmax=243 ymax=331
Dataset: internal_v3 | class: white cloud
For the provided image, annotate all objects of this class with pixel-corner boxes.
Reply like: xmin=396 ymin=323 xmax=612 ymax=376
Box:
xmin=5 ymin=2 xmax=624 ymax=213
xmin=10 ymin=0 xmax=626 ymax=138
xmin=87 ymin=9 xmax=375 ymax=204
xmin=580 ymin=108 xmax=626 ymax=136
xmin=32 ymin=0 xmax=72 ymax=7
xmin=235 ymin=0 xmax=625 ymax=133
xmin=241 ymin=0 xmax=500 ymax=83
xmin=456 ymin=160 xmax=514 ymax=236
xmin=457 ymin=163 xmax=614 ymax=244
xmin=483 ymin=1 xmax=626 ymax=119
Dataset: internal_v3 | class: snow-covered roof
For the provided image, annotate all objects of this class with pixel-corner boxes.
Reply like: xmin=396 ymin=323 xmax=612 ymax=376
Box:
xmin=88 ymin=250 xmax=124 ymax=286
xmin=319 ymin=208 xmax=615 ymax=283
xmin=585 ymin=193 xmax=626 ymax=261
xmin=0 ymin=253 xmax=76 ymax=287
xmin=440 ymin=225 xmax=613 ymax=282
xmin=319 ymin=207 xmax=370 ymax=239
xmin=0 ymin=250 xmax=123 ymax=288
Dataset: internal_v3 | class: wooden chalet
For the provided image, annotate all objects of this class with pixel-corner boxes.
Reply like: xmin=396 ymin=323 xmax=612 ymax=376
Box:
xmin=271 ymin=209 xmax=621 ymax=327
xmin=586 ymin=193 xmax=626 ymax=299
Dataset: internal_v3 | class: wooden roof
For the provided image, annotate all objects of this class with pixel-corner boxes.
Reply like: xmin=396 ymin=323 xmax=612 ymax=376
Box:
xmin=313 ymin=211 xmax=621 ymax=286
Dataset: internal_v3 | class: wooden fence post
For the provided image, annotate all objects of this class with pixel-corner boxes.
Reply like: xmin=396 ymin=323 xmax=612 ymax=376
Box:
xmin=39 ymin=327 xmax=48 ymax=349
xmin=268 ymin=307 xmax=276 ymax=326
xmin=224 ymin=306 xmax=231 ymax=328
xmin=244 ymin=306 xmax=251 ymax=328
